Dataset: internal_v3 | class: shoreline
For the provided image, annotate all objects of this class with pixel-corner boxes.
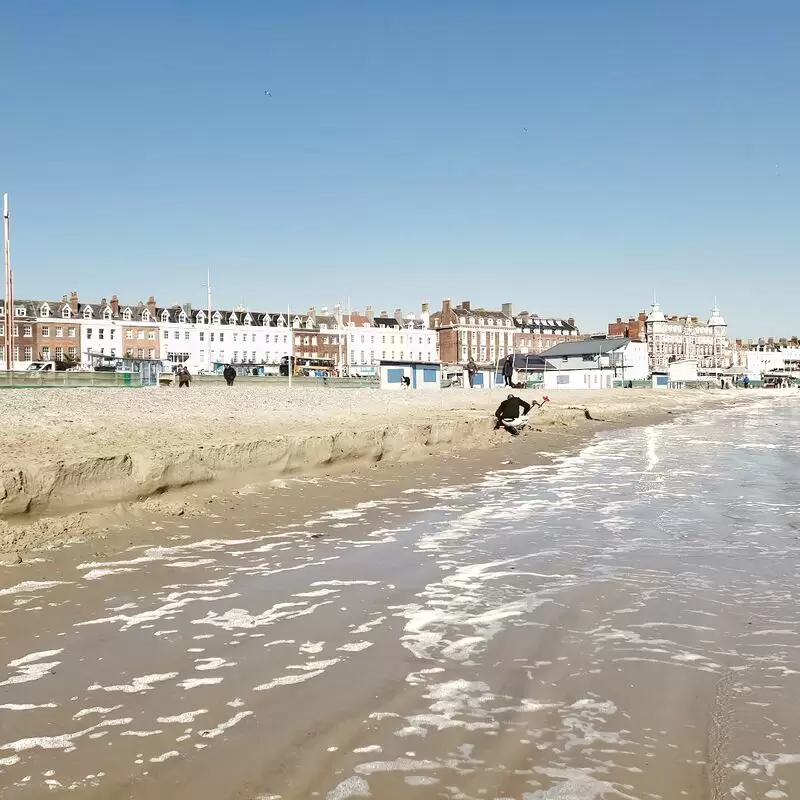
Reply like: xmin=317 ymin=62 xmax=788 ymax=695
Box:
xmin=0 ymin=387 xmax=776 ymax=556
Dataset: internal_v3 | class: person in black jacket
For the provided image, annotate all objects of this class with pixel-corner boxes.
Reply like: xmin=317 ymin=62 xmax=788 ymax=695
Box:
xmin=494 ymin=394 xmax=548 ymax=435
xmin=223 ymin=364 xmax=236 ymax=386
xmin=502 ymin=354 xmax=514 ymax=387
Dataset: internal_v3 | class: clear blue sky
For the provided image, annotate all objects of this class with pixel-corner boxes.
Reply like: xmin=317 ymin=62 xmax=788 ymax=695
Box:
xmin=2 ymin=1 xmax=798 ymax=337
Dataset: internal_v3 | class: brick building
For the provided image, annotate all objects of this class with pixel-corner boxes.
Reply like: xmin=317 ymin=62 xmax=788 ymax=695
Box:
xmin=607 ymin=311 xmax=647 ymax=341
xmin=513 ymin=311 xmax=579 ymax=353
xmin=120 ymin=297 xmax=161 ymax=360
xmin=1 ymin=294 xmax=82 ymax=367
xmin=431 ymin=299 xmax=515 ymax=367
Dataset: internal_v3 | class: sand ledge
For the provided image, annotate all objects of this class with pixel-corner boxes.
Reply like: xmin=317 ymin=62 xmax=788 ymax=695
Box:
xmin=0 ymin=387 xmax=774 ymax=553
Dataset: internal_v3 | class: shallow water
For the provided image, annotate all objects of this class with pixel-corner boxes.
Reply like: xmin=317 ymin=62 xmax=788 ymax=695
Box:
xmin=1 ymin=400 xmax=799 ymax=799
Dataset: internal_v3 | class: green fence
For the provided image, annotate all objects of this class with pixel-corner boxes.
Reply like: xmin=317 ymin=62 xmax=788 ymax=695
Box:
xmin=0 ymin=371 xmax=140 ymax=388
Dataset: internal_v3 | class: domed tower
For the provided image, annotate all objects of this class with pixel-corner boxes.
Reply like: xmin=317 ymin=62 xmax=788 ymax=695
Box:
xmin=645 ymin=299 xmax=667 ymax=372
xmin=707 ymin=303 xmax=728 ymax=370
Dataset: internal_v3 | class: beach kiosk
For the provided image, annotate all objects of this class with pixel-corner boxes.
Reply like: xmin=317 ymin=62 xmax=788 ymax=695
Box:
xmin=379 ymin=360 xmax=442 ymax=391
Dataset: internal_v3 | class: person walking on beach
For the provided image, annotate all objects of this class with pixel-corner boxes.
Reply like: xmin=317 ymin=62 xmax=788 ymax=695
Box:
xmin=502 ymin=354 xmax=514 ymax=387
xmin=177 ymin=366 xmax=191 ymax=389
xmin=467 ymin=357 xmax=477 ymax=388
xmin=223 ymin=364 xmax=236 ymax=387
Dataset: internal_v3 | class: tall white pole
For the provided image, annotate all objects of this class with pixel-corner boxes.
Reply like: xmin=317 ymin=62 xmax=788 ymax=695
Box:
xmin=287 ymin=304 xmax=293 ymax=388
xmin=206 ymin=269 xmax=212 ymax=374
xmin=3 ymin=194 xmax=12 ymax=371
xmin=346 ymin=296 xmax=351 ymax=374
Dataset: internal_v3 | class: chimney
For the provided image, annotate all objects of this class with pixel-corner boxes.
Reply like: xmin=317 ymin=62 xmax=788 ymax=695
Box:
xmin=308 ymin=305 xmax=316 ymax=319
xmin=616 ymin=317 xmax=622 ymax=323
xmin=110 ymin=295 xmax=120 ymax=315
xmin=147 ymin=296 xmax=157 ymax=318
xmin=567 ymin=316 xmax=576 ymax=327
xmin=380 ymin=310 xmax=388 ymax=318
xmin=441 ymin=298 xmax=452 ymax=323
xmin=461 ymin=300 xmax=471 ymax=312
xmin=101 ymin=297 xmax=107 ymax=308
xmin=365 ymin=305 xmax=373 ymax=319
xmin=421 ymin=301 xmax=429 ymax=314
xmin=394 ymin=308 xmax=403 ymax=323
xmin=69 ymin=291 xmax=79 ymax=314
xmin=501 ymin=302 xmax=513 ymax=318
xmin=61 ymin=294 xmax=68 ymax=304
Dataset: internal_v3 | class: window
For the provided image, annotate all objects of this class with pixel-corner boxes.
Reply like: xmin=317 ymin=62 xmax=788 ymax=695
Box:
xmin=137 ymin=348 xmax=144 ymax=359
xmin=161 ymin=311 xmax=169 ymax=322
xmin=147 ymin=330 xmax=155 ymax=340
xmin=54 ymin=347 xmax=63 ymax=361
xmin=218 ymin=350 xmax=225 ymax=360
xmin=103 ymin=308 xmax=112 ymax=320
xmin=199 ymin=350 xmax=205 ymax=361
xmin=62 ymin=307 xmax=71 ymax=318
xmin=185 ymin=331 xmax=190 ymax=340
xmin=174 ymin=331 xmax=180 ymax=340
xmin=137 ymin=330 xmax=144 ymax=340
xmin=123 ymin=309 xmax=132 ymax=321
xmin=98 ymin=329 xmax=104 ymax=340
xmin=126 ymin=330 xmax=133 ymax=339
xmin=13 ymin=346 xmax=18 ymax=361
xmin=12 ymin=325 xmax=17 ymax=336
xmin=24 ymin=346 xmax=33 ymax=361
xmin=23 ymin=325 xmax=32 ymax=337
xmin=200 ymin=332 xmax=205 ymax=342
xmin=141 ymin=310 xmax=151 ymax=321
xmin=15 ymin=307 xmax=25 ymax=316
xmin=233 ymin=351 xmax=238 ymax=362
xmin=55 ymin=327 xmax=63 ymax=337
xmin=67 ymin=347 xmax=76 ymax=359
xmin=251 ymin=333 xmax=256 ymax=342
xmin=41 ymin=346 xmax=51 ymax=359
xmin=40 ymin=305 xmax=50 ymax=317
xmin=219 ymin=333 xmax=224 ymax=342
xmin=109 ymin=329 xmax=116 ymax=340
xmin=233 ymin=333 xmax=238 ymax=343
xmin=86 ymin=328 xmax=93 ymax=339
xmin=83 ymin=307 xmax=92 ymax=319
xmin=178 ymin=312 xmax=187 ymax=323
xmin=0 ymin=324 xmax=4 ymax=336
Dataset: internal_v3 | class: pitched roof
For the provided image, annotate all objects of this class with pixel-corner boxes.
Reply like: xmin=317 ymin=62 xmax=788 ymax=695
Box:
xmin=514 ymin=316 xmax=577 ymax=333
xmin=540 ymin=339 xmax=629 ymax=358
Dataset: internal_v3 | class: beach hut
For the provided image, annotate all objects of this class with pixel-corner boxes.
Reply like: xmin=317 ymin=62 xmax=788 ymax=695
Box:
xmin=379 ymin=360 xmax=442 ymax=391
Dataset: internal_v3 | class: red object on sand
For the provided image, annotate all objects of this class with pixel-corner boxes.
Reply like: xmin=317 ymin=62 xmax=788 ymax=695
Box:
xmin=542 ymin=396 xmax=550 ymax=402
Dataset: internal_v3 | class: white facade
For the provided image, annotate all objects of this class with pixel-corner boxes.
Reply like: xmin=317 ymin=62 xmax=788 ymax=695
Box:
xmin=342 ymin=310 xmax=437 ymax=369
xmin=542 ymin=340 xmax=649 ymax=390
xmin=743 ymin=346 xmax=800 ymax=379
xmin=645 ymin=301 xmax=730 ymax=372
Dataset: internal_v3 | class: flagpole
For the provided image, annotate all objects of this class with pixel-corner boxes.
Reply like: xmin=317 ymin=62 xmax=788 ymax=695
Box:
xmin=206 ymin=269 xmax=212 ymax=374
xmin=3 ymin=193 xmax=12 ymax=371
xmin=288 ymin=304 xmax=293 ymax=389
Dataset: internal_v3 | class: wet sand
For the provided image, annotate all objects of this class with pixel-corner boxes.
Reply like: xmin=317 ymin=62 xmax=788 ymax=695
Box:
xmin=2 ymin=398 xmax=799 ymax=799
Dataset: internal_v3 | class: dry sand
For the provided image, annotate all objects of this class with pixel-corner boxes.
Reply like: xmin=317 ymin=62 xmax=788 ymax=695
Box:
xmin=0 ymin=385 xmax=769 ymax=553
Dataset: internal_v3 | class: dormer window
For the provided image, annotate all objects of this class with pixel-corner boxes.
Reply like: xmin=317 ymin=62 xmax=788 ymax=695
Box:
xmin=161 ymin=310 xmax=170 ymax=322
xmin=62 ymin=306 xmax=71 ymax=318
xmin=305 ymin=319 xmax=313 ymax=329
xmin=103 ymin=307 xmax=112 ymax=320
xmin=83 ymin=306 xmax=93 ymax=319
xmin=212 ymin=312 xmax=222 ymax=324
xmin=277 ymin=317 xmax=285 ymax=327
xmin=459 ymin=317 xmax=466 ymax=325
xmin=40 ymin=304 xmax=51 ymax=317
xmin=122 ymin=308 xmax=132 ymax=321
xmin=141 ymin=310 xmax=151 ymax=322
xmin=244 ymin=314 xmax=252 ymax=326
xmin=196 ymin=311 xmax=205 ymax=324
xmin=228 ymin=314 xmax=237 ymax=325
xmin=178 ymin=311 xmax=187 ymax=323
xmin=16 ymin=306 xmax=26 ymax=317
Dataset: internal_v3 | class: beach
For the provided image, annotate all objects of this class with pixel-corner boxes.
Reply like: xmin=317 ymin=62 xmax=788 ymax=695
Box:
xmin=0 ymin=394 xmax=798 ymax=799
xmin=0 ymin=385 xmax=769 ymax=555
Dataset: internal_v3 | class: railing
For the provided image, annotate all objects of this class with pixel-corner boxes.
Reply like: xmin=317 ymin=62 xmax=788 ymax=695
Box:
xmin=0 ymin=370 xmax=140 ymax=388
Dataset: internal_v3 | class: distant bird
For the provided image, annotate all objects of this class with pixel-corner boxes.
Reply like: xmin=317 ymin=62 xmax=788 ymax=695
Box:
xmin=264 ymin=90 xmax=272 ymax=97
